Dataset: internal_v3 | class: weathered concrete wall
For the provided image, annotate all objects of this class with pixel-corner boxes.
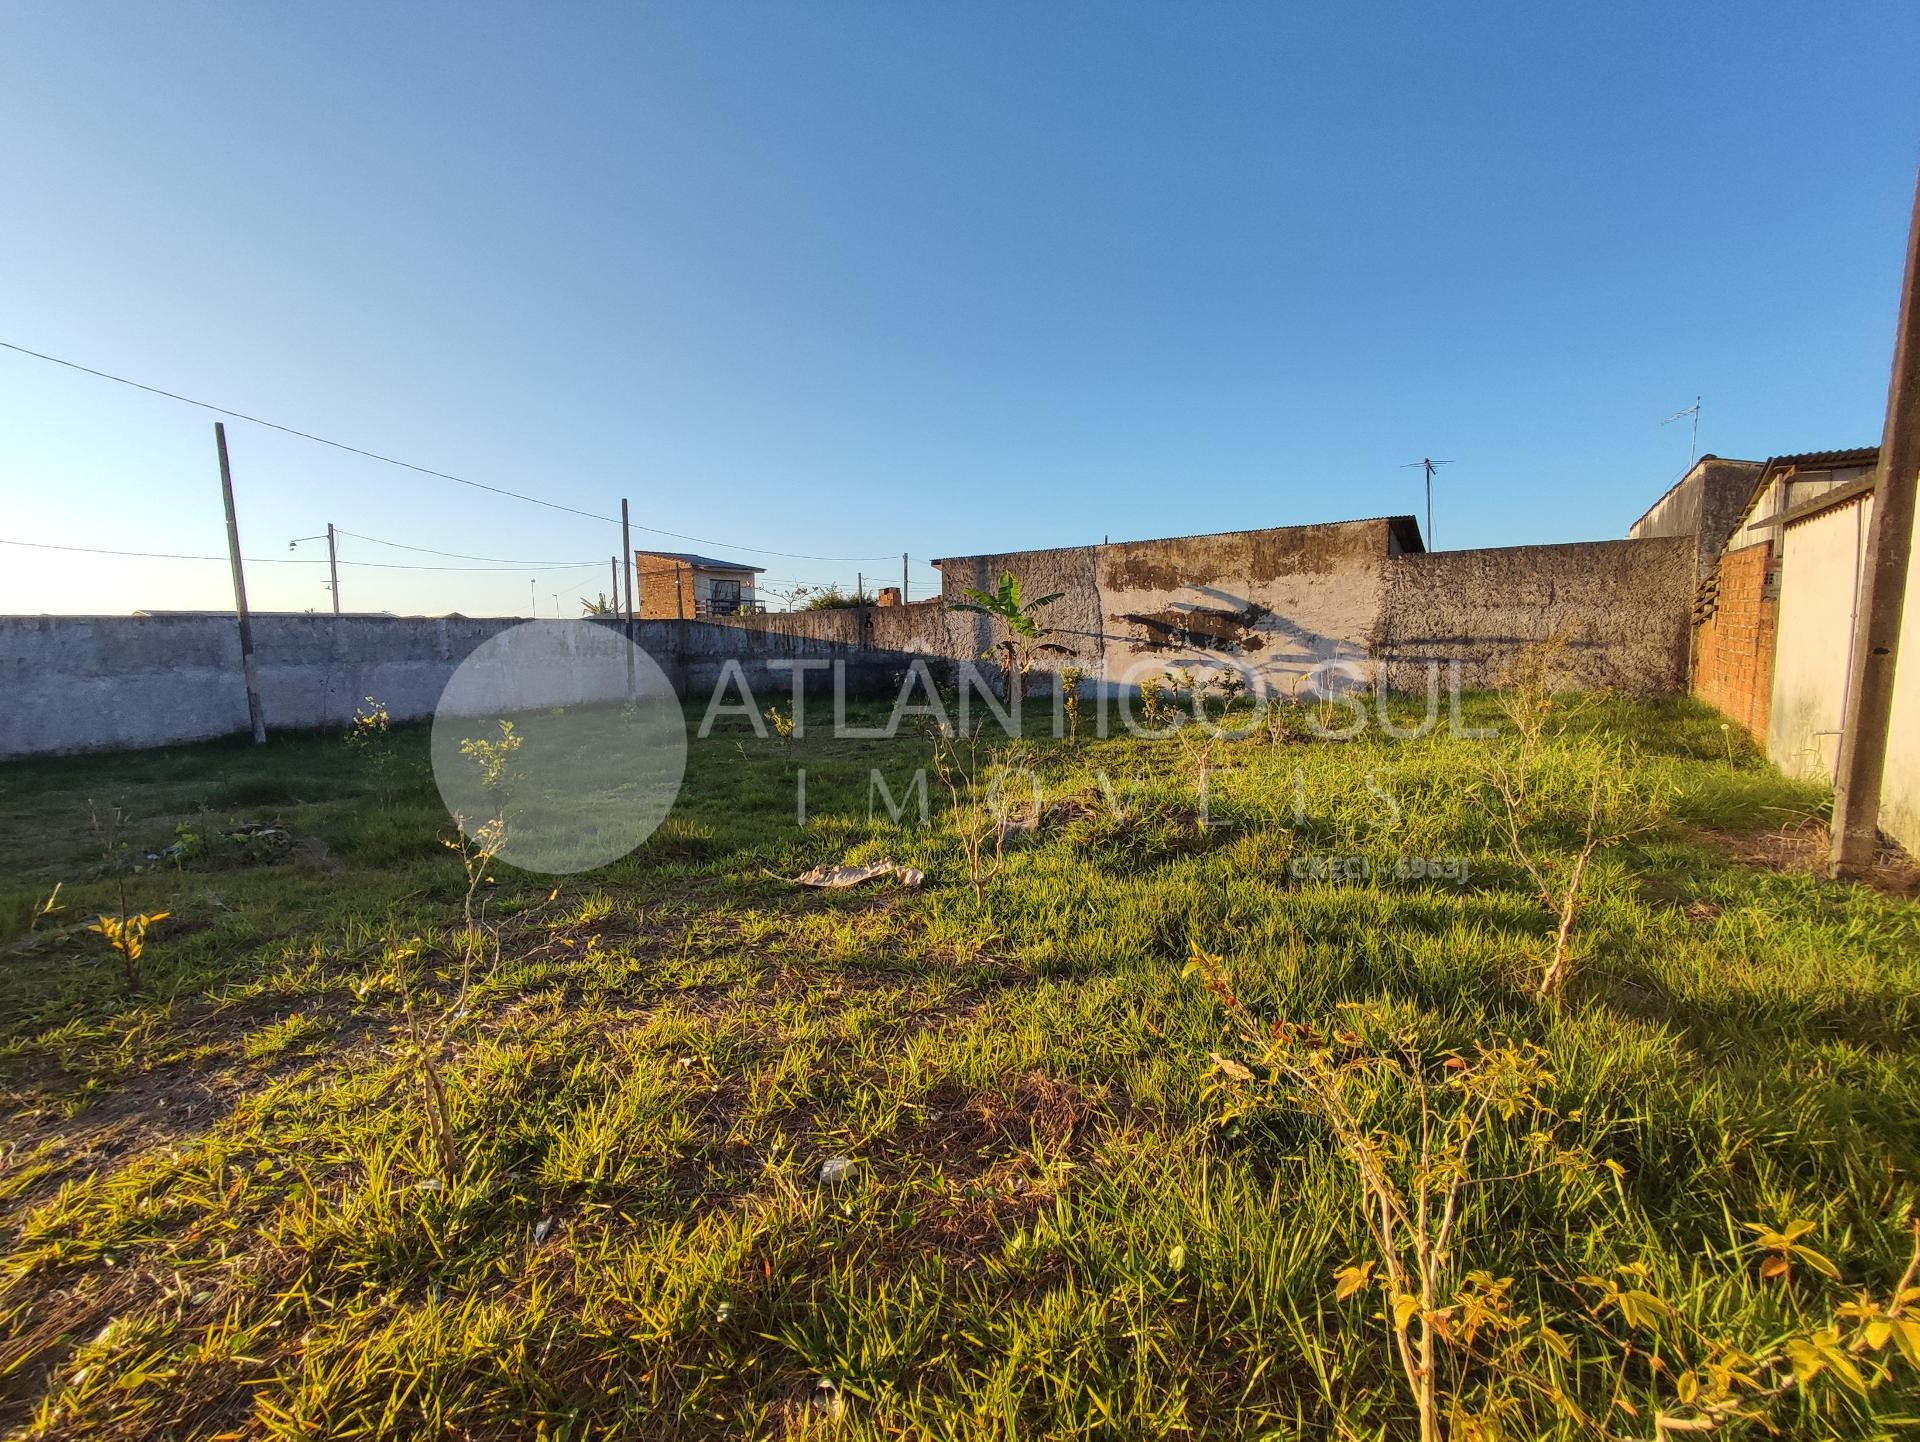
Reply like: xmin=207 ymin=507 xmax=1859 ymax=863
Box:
xmin=732 ymin=523 xmax=1693 ymax=697
xmin=721 ymin=599 xmax=967 ymax=657
xmin=12 ymin=520 xmax=1700 ymax=762
xmin=0 ymin=615 xmax=914 ymax=759
xmin=1378 ymin=537 xmax=1694 ymax=694
xmin=939 ymin=520 xmax=1397 ymax=690
xmin=1628 ymin=456 xmax=1764 ymax=581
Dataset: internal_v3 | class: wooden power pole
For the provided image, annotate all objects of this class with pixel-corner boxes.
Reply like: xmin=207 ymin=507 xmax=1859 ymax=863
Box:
xmin=214 ymin=422 xmax=266 ymax=745
xmin=1831 ymin=164 xmax=1920 ymax=878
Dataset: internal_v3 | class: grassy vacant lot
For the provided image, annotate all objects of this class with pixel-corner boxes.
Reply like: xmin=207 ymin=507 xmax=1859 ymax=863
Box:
xmin=1 ymin=690 xmax=1917 ymax=1439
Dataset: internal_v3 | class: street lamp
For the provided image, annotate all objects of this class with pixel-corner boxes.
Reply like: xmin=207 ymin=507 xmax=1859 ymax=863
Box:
xmin=289 ymin=524 xmax=340 ymax=614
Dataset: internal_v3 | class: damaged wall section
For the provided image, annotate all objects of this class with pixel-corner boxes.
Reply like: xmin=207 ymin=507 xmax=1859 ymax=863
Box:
xmin=938 ymin=518 xmax=1401 ymax=688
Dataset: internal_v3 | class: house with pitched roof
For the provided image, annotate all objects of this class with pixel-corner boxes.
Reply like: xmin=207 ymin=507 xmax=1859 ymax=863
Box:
xmin=632 ymin=550 xmax=765 ymax=619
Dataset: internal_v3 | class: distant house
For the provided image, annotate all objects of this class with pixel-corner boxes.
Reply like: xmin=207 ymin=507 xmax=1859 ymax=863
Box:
xmin=632 ymin=550 xmax=765 ymax=619
xmin=1643 ymin=446 xmax=1875 ymax=748
xmin=1629 ymin=448 xmax=1879 ymax=574
xmin=1638 ymin=441 xmax=1920 ymax=857
xmin=1627 ymin=455 xmax=1766 ymax=580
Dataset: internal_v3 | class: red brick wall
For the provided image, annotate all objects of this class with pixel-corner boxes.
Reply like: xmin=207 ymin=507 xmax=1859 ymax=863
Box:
xmin=1691 ymin=541 xmax=1776 ymax=742
xmin=634 ymin=553 xmax=696 ymax=620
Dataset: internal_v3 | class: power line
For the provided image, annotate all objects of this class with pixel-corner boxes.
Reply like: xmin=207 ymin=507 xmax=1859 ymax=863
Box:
xmin=1 ymin=339 xmax=909 ymax=564
xmin=334 ymin=528 xmax=597 ymax=565
xmin=0 ymin=340 xmax=618 ymax=525
xmin=0 ymin=536 xmax=602 ymax=573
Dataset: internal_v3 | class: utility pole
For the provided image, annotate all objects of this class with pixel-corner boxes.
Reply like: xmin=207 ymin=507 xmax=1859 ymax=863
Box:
xmin=1830 ymin=165 xmax=1920 ymax=879
xmin=214 ymin=422 xmax=266 ymax=745
xmin=902 ymin=552 xmax=909 ymax=603
xmin=289 ymin=526 xmax=341 ymax=613
xmin=620 ymin=499 xmax=636 ymax=621
xmin=610 ymin=555 xmax=619 ymax=614
xmin=857 ymin=571 xmax=864 ymax=604
xmin=620 ymin=498 xmax=637 ymax=694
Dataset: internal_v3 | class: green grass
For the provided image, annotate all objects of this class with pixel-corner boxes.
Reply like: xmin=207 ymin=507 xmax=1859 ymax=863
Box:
xmin=0 ymin=692 xmax=1916 ymax=1439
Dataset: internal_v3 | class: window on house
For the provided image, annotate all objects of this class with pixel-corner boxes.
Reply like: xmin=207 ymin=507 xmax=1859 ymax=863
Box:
xmin=710 ymin=578 xmax=741 ymax=614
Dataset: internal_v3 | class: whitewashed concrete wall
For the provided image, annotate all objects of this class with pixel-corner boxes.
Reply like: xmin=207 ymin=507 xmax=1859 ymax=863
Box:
xmin=1770 ymin=497 xmax=1872 ymax=782
xmin=1768 ymin=489 xmax=1920 ymax=859
xmin=0 ymin=615 xmax=910 ymax=759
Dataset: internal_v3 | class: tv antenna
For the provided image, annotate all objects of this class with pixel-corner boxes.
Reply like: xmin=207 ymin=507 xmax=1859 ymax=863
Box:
xmin=1662 ymin=395 xmax=1702 ymax=470
xmin=1400 ymin=457 xmax=1457 ymax=550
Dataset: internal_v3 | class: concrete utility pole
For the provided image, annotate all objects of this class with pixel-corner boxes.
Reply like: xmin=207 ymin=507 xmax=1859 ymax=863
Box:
xmin=1831 ymin=164 xmax=1920 ymax=879
xmin=290 ymin=525 xmax=341 ymax=612
xmin=620 ymin=499 xmax=637 ymax=696
xmin=214 ymin=422 xmax=266 ymax=745
xmin=902 ymin=552 xmax=909 ymax=603
xmin=620 ymin=499 xmax=636 ymax=621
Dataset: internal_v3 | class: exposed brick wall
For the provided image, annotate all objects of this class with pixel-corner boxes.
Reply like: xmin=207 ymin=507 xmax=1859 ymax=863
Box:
xmin=1691 ymin=541 xmax=1776 ymax=741
xmin=634 ymin=554 xmax=696 ymax=620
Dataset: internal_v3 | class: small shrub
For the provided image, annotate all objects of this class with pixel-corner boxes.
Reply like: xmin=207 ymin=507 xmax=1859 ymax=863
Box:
xmin=1137 ymin=676 xmax=1176 ymax=733
xmin=88 ymin=910 xmax=168 ymax=992
xmin=1061 ymin=666 xmax=1086 ymax=744
xmin=345 ymin=696 xmax=399 ymax=803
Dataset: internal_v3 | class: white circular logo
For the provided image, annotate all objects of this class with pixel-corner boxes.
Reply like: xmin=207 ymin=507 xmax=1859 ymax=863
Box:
xmin=429 ymin=622 xmax=687 ymax=874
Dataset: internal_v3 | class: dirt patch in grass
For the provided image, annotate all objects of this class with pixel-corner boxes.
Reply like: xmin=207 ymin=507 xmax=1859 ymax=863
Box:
xmin=1696 ymin=818 xmax=1920 ymax=895
xmin=870 ymin=1072 xmax=1122 ymax=1266
xmin=0 ymin=1004 xmax=385 ymax=1220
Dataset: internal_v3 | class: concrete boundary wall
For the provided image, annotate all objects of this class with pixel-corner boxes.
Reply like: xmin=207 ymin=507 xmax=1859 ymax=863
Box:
xmin=730 ymin=531 xmax=1697 ymax=697
xmin=1 ymin=532 xmax=1697 ymax=760
xmin=722 ymin=598 xmax=966 ymax=657
xmin=0 ymin=615 xmax=921 ymax=760
xmin=1377 ymin=537 xmax=1695 ymax=693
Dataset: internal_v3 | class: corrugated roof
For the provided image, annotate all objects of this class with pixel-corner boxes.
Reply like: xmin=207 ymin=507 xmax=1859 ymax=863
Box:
xmin=1729 ymin=445 xmax=1880 ymax=533
xmin=1765 ymin=447 xmax=1879 ymax=470
xmin=632 ymin=550 xmax=766 ymax=573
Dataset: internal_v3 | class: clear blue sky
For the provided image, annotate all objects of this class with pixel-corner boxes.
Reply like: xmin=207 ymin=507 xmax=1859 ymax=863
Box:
xmin=2 ymin=2 xmax=1915 ymax=616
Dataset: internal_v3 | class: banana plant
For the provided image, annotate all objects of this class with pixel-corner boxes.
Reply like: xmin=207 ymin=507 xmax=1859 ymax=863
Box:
xmin=946 ymin=571 xmax=1069 ymax=712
